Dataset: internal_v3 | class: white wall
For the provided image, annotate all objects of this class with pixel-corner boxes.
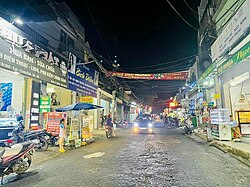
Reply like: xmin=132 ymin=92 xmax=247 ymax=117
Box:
xmin=101 ymin=99 xmax=110 ymax=116
xmin=230 ymin=78 xmax=250 ymax=116
xmin=0 ymin=69 xmax=24 ymax=114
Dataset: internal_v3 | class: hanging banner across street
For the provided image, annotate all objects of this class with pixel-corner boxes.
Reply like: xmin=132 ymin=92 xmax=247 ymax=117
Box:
xmin=107 ymin=71 xmax=188 ymax=80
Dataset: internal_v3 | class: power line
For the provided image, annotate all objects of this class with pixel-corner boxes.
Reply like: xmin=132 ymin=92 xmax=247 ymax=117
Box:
xmin=85 ymin=0 xmax=113 ymax=64
xmin=123 ymin=54 xmax=196 ymax=70
xmin=165 ymin=0 xmax=198 ymax=30
xmin=183 ymin=0 xmax=198 ymax=18
xmin=140 ymin=60 xmax=194 ymax=72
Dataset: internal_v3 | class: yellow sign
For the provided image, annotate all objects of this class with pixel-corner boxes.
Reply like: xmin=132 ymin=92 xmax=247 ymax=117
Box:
xmin=238 ymin=111 xmax=250 ymax=123
xmin=214 ymin=93 xmax=221 ymax=99
xmin=80 ymin=96 xmax=94 ymax=104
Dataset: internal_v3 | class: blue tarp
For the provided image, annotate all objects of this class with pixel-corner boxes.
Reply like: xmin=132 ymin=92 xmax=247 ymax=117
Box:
xmin=55 ymin=102 xmax=103 ymax=112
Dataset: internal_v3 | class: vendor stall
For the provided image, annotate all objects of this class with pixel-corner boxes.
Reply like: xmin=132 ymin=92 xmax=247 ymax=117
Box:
xmin=56 ymin=102 xmax=102 ymax=148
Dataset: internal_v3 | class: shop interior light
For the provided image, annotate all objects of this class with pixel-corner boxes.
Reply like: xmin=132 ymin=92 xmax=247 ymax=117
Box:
xmin=230 ymin=72 xmax=249 ymax=87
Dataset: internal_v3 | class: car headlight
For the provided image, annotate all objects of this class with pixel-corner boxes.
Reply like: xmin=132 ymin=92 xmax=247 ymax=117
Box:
xmin=148 ymin=123 xmax=153 ymax=128
xmin=134 ymin=122 xmax=139 ymax=127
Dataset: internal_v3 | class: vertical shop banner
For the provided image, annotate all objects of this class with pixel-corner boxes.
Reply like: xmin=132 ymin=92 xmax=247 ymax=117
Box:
xmin=45 ymin=112 xmax=67 ymax=136
xmin=68 ymin=52 xmax=77 ymax=74
xmin=40 ymin=82 xmax=50 ymax=112
xmin=40 ymin=96 xmax=50 ymax=113
xmin=30 ymin=81 xmax=41 ymax=130
xmin=0 ymin=83 xmax=12 ymax=111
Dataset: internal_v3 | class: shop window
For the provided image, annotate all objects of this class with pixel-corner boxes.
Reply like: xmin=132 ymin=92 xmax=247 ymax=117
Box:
xmin=60 ymin=30 xmax=67 ymax=45
xmin=68 ymin=37 xmax=74 ymax=49
xmin=59 ymin=30 xmax=75 ymax=51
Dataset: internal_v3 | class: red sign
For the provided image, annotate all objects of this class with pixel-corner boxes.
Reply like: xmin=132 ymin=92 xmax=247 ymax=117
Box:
xmin=44 ymin=112 xmax=67 ymax=136
xmin=107 ymin=71 xmax=188 ymax=80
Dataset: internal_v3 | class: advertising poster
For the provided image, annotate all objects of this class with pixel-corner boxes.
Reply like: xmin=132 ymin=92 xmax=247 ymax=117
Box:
xmin=40 ymin=96 xmax=50 ymax=113
xmin=30 ymin=81 xmax=40 ymax=130
xmin=0 ymin=83 xmax=13 ymax=111
xmin=45 ymin=112 xmax=67 ymax=136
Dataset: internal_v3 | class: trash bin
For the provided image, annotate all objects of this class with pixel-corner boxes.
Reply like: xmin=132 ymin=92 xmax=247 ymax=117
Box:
xmin=192 ymin=116 xmax=198 ymax=127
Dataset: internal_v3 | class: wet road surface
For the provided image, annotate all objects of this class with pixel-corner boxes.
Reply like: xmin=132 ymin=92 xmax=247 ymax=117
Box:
xmin=4 ymin=127 xmax=250 ymax=187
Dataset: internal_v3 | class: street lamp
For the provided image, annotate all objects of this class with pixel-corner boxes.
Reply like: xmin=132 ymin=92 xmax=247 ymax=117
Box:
xmin=11 ymin=18 xmax=23 ymax=25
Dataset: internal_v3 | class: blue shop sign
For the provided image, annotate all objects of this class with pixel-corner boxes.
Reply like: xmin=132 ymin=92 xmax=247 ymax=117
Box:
xmin=68 ymin=65 xmax=98 ymax=97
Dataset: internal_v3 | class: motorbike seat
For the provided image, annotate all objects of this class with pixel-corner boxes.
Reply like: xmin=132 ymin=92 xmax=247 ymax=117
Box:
xmin=20 ymin=141 xmax=33 ymax=150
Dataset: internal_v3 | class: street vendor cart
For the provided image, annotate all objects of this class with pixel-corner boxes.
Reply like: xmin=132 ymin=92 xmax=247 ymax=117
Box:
xmin=56 ymin=102 xmax=102 ymax=148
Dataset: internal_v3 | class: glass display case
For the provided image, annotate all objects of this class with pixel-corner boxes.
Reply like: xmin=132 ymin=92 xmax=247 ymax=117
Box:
xmin=210 ymin=109 xmax=231 ymax=140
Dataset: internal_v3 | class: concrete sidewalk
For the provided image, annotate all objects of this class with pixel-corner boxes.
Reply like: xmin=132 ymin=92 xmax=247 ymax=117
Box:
xmin=32 ymin=130 xmax=106 ymax=166
xmin=193 ymin=128 xmax=250 ymax=166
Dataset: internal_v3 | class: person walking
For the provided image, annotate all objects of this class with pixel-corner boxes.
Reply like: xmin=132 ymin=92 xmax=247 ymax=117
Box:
xmin=59 ymin=118 xmax=66 ymax=153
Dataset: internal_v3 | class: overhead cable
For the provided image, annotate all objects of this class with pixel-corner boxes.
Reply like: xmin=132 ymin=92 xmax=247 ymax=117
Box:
xmin=183 ymin=0 xmax=198 ymax=18
xmin=123 ymin=54 xmax=195 ymax=69
xmin=165 ymin=0 xmax=198 ymax=30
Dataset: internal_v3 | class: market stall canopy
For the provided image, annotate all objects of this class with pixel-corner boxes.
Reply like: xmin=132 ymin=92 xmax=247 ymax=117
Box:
xmin=55 ymin=102 xmax=103 ymax=112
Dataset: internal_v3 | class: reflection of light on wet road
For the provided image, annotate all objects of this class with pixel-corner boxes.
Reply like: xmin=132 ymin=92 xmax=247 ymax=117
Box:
xmin=83 ymin=152 xmax=105 ymax=159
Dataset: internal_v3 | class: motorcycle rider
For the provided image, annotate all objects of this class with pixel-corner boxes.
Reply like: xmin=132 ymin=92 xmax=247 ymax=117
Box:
xmin=59 ymin=118 xmax=66 ymax=153
xmin=106 ymin=114 xmax=115 ymax=136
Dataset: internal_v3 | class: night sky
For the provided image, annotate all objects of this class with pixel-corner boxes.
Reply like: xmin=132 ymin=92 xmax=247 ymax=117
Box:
xmin=65 ymin=0 xmax=200 ymax=110
xmin=65 ymin=0 xmax=200 ymax=72
xmin=0 ymin=0 xmax=201 ymax=111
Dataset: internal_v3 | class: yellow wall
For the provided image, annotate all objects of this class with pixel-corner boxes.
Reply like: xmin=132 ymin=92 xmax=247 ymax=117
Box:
xmin=47 ymin=84 xmax=72 ymax=110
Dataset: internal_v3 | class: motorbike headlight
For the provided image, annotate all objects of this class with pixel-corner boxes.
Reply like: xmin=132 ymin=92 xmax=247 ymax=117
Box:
xmin=148 ymin=123 xmax=153 ymax=128
xmin=134 ymin=122 xmax=139 ymax=127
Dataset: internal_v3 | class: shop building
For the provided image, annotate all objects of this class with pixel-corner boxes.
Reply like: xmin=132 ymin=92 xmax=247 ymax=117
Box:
xmin=0 ymin=16 xmax=69 ymax=130
xmin=189 ymin=0 xmax=250 ymax=137
xmin=0 ymin=0 xmax=101 ymax=131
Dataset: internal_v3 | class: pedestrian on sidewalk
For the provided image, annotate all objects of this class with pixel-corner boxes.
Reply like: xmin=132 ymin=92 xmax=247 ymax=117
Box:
xmin=59 ymin=118 xmax=66 ymax=153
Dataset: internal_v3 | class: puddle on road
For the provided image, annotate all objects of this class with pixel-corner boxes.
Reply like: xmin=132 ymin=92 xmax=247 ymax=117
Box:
xmin=83 ymin=152 xmax=105 ymax=159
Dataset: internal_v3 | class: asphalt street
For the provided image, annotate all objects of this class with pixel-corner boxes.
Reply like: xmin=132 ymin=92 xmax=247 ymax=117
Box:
xmin=4 ymin=126 xmax=250 ymax=187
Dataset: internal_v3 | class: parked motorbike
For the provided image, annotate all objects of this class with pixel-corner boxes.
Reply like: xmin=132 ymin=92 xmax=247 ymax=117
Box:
xmin=0 ymin=140 xmax=34 ymax=183
xmin=45 ymin=131 xmax=59 ymax=146
xmin=181 ymin=116 xmax=193 ymax=135
xmin=11 ymin=122 xmax=49 ymax=151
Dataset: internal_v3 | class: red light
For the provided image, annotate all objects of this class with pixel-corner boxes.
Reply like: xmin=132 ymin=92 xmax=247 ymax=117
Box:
xmin=6 ymin=139 xmax=13 ymax=143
